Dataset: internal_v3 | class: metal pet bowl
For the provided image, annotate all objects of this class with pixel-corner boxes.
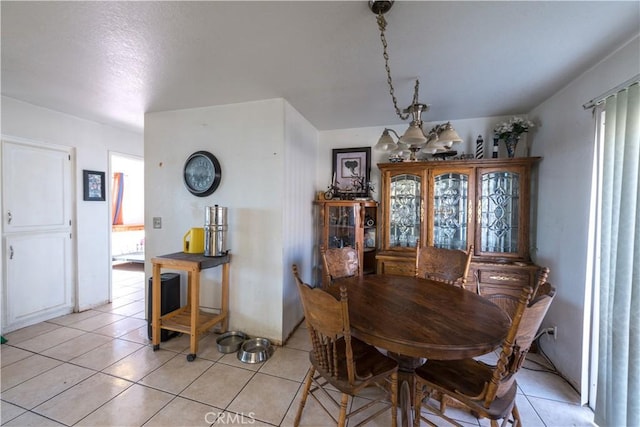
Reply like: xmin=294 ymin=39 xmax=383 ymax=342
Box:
xmin=216 ymin=331 xmax=248 ymax=354
xmin=237 ymin=338 xmax=274 ymax=364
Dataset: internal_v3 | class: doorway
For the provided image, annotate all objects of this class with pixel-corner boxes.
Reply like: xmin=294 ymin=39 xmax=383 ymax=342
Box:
xmin=109 ymin=153 xmax=144 ymax=299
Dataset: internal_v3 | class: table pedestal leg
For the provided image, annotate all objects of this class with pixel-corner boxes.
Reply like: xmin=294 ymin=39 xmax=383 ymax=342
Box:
xmin=400 ymin=380 xmax=412 ymax=427
xmin=387 ymin=352 xmax=425 ymax=427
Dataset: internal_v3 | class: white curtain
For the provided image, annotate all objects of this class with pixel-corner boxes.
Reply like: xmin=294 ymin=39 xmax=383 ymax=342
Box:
xmin=594 ymin=82 xmax=639 ymax=426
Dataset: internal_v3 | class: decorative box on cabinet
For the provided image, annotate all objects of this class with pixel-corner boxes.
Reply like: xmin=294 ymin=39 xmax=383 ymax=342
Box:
xmin=376 ymin=158 xmax=542 ymax=292
xmin=314 ymin=200 xmax=378 ymax=288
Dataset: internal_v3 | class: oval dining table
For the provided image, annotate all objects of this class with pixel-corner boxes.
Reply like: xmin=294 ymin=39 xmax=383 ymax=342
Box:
xmin=326 ymin=274 xmax=511 ymax=426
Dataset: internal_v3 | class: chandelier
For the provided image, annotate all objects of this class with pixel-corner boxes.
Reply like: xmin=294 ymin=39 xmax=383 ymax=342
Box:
xmin=369 ymin=1 xmax=462 ymax=161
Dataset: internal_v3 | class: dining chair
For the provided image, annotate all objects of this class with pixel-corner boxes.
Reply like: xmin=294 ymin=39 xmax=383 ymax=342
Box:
xmin=320 ymin=244 xmax=361 ymax=288
xmin=414 ymin=242 xmax=473 ymax=288
xmin=412 ymin=283 xmax=556 ymax=427
xmin=483 ymin=266 xmax=550 ymax=321
xmin=291 ymin=264 xmax=398 ymax=427
xmin=532 ymin=266 xmax=551 ymax=299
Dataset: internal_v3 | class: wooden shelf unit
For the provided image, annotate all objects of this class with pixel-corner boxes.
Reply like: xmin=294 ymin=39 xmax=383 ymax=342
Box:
xmin=151 ymin=252 xmax=230 ymax=360
xmin=313 ymin=199 xmax=378 ymax=288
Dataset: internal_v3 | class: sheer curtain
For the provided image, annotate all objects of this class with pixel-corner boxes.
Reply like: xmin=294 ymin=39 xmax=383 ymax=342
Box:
xmin=594 ymin=82 xmax=639 ymax=426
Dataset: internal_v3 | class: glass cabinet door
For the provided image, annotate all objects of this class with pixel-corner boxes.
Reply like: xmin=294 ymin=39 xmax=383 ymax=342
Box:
xmin=327 ymin=204 xmax=357 ymax=249
xmin=389 ymin=174 xmax=421 ymax=248
xmin=478 ymin=170 xmax=521 ymax=255
xmin=432 ymin=170 xmax=471 ymax=250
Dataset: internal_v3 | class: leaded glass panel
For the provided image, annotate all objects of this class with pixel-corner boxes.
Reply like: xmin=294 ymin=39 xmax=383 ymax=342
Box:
xmin=480 ymin=171 xmax=520 ymax=253
xmin=390 ymin=174 xmax=421 ymax=248
xmin=433 ymin=173 xmax=469 ymax=250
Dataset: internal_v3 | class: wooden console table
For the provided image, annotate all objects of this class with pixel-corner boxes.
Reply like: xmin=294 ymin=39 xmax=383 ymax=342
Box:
xmin=151 ymin=252 xmax=230 ymax=361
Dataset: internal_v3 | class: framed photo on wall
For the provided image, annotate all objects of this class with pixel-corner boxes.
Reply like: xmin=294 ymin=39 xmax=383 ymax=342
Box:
xmin=332 ymin=147 xmax=371 ymax=192
xmin=83 ymin=170 xmax=106 ymax=201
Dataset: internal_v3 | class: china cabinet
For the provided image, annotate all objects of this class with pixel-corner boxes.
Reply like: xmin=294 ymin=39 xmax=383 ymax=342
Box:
xmin=314 ymin=200 xmax=378 ymax=288
xmin=376 ymin=158 xmax=541 ymax=295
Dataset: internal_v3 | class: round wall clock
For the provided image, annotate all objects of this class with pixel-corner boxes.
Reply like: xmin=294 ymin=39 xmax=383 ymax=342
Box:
xmin=183 ymin=151 xmax=222 ymax=197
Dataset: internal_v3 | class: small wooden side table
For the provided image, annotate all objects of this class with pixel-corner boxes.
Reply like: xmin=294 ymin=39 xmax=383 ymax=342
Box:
xmin=150 ymin=252 xmax=230 ymax=361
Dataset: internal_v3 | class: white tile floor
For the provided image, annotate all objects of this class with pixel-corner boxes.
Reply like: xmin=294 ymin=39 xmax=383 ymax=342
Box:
xmin=1 ymin=264 xmax=596 ymax=426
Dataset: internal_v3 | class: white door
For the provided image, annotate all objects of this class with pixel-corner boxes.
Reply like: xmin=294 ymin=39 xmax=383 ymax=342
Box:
xmin=2 ymin=137 xmax=74 ymax=332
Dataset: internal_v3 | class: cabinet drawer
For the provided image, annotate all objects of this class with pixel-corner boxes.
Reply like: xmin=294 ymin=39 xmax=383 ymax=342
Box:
xmin=477 ymin=269 xmax=530 ymax=286
xmin=378 ymin=260 xmax=415 ymax=277
xmin=478 ymin=283 xmax=525 ymax=299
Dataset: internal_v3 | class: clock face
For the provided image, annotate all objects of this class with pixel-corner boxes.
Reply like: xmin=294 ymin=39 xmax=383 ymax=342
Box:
xmin=183 ymin=151 xmax=221 ymax=197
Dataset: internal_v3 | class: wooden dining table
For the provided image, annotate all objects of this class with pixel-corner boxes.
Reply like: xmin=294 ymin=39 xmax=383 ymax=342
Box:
xmin=326 ymin=274 xmax=511 ymax=426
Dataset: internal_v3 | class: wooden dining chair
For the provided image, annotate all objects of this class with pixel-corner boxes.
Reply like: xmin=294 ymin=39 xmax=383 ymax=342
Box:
xmin=412 ymin=283 xmax=556 ymax=427
xmin=320 ymin=244 xmax=361 ymax=288
xmin=532 ymin=266 xmax=551 ymax=299
xmin=292 ymin=265 xmax=398 ymax=427
xmin=414 ymin=243 xmax=473 ymax=288
xmin=483 ymin=266 xmax=550 ymax=321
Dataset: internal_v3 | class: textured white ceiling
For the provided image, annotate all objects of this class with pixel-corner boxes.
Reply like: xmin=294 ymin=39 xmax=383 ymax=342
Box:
xmin=2 ymin=1 xmax=639 ymax=133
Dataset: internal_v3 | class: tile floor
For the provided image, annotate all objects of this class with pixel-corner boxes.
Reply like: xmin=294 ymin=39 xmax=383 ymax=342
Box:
xmin=1 ymin=264 xmax=596 ymax=426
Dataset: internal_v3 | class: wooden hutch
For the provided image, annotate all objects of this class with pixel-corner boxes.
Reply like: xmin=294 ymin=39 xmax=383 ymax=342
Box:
xmin=376 ymin=157 xmax=542 ymax=296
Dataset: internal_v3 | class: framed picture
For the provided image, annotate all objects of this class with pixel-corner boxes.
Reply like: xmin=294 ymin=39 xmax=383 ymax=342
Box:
xmin=332 ymin=147 xmax=371 ymax=192
xmin=83 ymin=170 xmax=106 ymax=201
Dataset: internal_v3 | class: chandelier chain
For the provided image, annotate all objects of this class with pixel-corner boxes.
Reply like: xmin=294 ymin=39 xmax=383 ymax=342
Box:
xmin=376 ymin=13 xmax=419 ymax=121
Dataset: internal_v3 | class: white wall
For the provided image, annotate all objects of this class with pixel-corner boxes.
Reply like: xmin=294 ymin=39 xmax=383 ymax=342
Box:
xmin=318 ymin=116 xmax=526 ymax=197
xmin=0 ymin=96 xmax=143 ymax=317
xmin=529 ymin=35 xmax=640 ymax=394
xmin=144 ymin=98 xmax=317 ymax=343
xmin=282 ymin=103 xmax=318 ymax=341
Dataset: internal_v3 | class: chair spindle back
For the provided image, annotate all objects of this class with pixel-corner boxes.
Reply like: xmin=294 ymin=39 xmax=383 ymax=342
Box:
xmin=483 ymin=283 xmax=556 ymax=407
xmin=292 ymin=264 xmax=355 ymax=384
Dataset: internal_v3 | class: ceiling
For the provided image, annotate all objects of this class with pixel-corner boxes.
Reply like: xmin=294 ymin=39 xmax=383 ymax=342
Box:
xmin=2 ymin=1 xmax=638 ymax=133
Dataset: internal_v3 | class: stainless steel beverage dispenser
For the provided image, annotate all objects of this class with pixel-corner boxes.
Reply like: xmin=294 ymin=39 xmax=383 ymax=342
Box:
xmin=204 ymin=205 xmax=228 ymax=256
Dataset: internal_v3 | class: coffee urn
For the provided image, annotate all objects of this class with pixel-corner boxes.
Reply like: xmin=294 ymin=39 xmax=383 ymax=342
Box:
xmin=204 ymin=205 xmax=228 ymax=256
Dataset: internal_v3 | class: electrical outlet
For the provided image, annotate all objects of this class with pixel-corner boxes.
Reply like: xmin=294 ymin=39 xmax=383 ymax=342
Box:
xmin=153 ymin=217 xmax=162 ymax=229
